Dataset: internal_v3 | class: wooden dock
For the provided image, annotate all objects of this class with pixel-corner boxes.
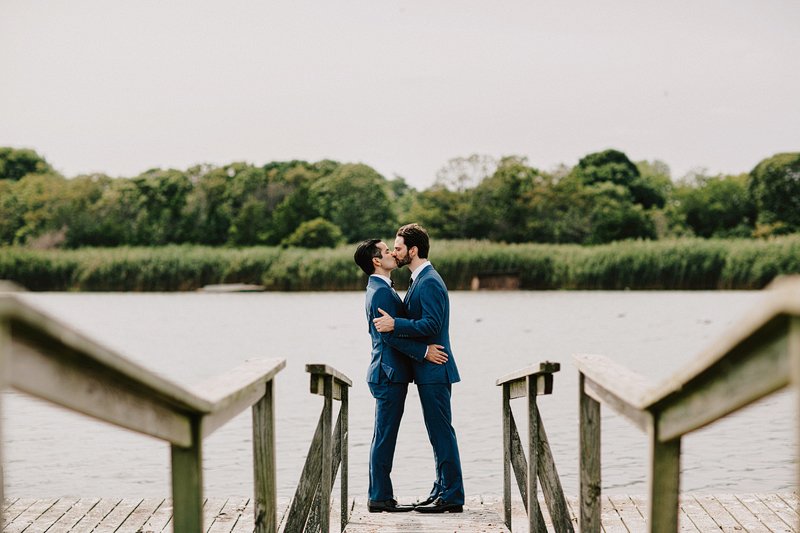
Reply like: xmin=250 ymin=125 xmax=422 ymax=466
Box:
xmin=3 ymin=494 xmax=797 ymax=532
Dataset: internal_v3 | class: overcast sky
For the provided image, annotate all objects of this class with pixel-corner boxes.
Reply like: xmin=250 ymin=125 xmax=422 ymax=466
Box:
xmin=1 ymin=0 xmax=798 ymax=189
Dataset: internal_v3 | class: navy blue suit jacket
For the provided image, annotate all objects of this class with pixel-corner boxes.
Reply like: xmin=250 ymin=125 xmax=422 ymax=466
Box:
xmin=365 ymin=276 xmax=428 ymax=384
xmin=393 ymin=265 xmax=461 ymax=384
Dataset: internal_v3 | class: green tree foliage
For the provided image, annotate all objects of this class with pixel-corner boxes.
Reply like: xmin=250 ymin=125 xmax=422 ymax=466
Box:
xmin=0 ymin=147 xmax=54 ymax=181
xmin=310 ymin=163 xmax=397 ymax=242
xmin=281 ymin=217 xmax=344 ymax=248
xmin=573 ymin=149 xmax=667 ymax=208
xmin=749 ymin=152 xmax=800 ymax=234
xmin=464 ymin=156 xmax=542 ymax=242
xmin=670 ymin=173 xmax=755 ymax=238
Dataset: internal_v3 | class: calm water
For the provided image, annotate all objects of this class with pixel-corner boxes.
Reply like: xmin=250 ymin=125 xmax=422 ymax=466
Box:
xmin=4 ymin=291 xmax=794 ymax=499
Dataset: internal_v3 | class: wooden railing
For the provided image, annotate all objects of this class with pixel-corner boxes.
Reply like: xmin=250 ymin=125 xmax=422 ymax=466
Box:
xmin=283 ymin=364 xmax=352 ymax=533
xmin=0 ymin=294 xmax=286 ymax=533
xmin=496 ymin=362 xmax=574 ymax=533
xmin=574 ymin=276 xmax=800 ymax=533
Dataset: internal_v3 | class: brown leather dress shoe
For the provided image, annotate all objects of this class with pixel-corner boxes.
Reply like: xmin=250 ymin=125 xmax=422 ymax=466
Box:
xmin=368 ymin=499 xmax=415 ymax=513
xmin=414 ymin=497 xmax=463 ymax=513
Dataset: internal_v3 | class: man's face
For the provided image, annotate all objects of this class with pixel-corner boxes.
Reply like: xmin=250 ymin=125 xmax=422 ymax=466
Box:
xmin=393 ymin=236 xmax=412 ymax=267
xmin=375 ymin=242 xmax=397 ymax=272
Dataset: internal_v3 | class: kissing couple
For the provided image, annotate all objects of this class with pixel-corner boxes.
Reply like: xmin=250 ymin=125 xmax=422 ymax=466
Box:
xmin=353 ymin=223 xmax=464 ymax=514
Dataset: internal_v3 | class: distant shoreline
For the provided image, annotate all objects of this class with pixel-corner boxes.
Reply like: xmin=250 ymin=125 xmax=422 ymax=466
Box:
xmin=1 ymin=236 xmax=799 ymax=292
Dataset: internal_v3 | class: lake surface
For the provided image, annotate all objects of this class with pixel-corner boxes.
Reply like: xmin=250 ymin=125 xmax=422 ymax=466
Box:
xmin=3 ymin=290 xmax=794 ymax=500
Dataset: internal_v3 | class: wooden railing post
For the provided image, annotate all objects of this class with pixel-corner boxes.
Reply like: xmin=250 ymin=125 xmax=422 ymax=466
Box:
xmin=171 ymin=420 xmax=203 ymax=533
xmin=579 ymin=372 xmax=601 ymax=533
xmin=284 ymin=364 xmax=352 ymax=533
xmin=790 ymin=315 xmax=800 ymax=529
xmin=502 ymin=382 xmax=512 ymax=530
xmin=253 ymin=378 xmax=277 ymax=533
xmin=340 ymin=384 xmax=349 ymax=533
xmin=496 ymin=362 xmax=571 ymax=533
xmin=320 ymin=375 xmax=333 ymax=533
xmin=647 ymin=420 xmax=680 ymax=533
xmin=527 ymin=375 xmax=541 ymax=533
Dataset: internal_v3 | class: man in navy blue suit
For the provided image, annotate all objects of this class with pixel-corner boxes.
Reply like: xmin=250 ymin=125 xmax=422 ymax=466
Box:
xmin=354 ymin=238 xmax=449 ymax=513
xmin=373 ymin=223 xmax=465 ymax=513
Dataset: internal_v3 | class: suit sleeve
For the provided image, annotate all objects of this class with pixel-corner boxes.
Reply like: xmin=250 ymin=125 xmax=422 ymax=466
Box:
xmin=370 ymin=287 xmax=428 ymax=362
xmin=393 ymin=280 xmax=446 ymax=338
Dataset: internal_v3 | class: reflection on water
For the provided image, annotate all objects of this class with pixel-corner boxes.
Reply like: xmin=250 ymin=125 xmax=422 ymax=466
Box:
xmin=4 ymin=290 xmax=793 ymax=498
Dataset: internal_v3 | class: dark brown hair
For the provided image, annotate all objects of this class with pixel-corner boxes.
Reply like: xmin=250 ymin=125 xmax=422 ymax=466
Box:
xmin=396 ymin=223 xmax=430 ymax=258
xmin=354 ymin=239 xmax=382 ymax=275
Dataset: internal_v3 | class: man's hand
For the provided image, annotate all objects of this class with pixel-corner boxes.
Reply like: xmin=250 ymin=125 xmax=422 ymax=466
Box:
xmin=373 ymin=308 xmax=395 ymax=332
xmin=425 ymin=344 xmax=448 ymax=365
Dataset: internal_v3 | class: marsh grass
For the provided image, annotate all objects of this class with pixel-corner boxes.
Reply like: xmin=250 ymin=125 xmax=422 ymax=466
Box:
xmin=1 ymin=236 xmax=799 ymax=291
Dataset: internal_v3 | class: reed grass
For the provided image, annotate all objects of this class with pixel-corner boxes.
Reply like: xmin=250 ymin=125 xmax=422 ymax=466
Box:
xmin=1 ymin=236 xmax=799 ymax=292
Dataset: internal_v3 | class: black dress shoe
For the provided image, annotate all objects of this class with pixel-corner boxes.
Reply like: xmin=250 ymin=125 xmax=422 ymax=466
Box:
xmin=414 ymin=497 xmax=463 ymax=513
xmin=415 ymin=495 xmax=438 ymax=507
xmin=368 ymin=499 xmax=414 ymax=513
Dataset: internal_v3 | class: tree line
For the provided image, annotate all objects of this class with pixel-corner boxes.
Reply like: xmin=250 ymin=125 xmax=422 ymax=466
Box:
xmin=0 ymin=147 xmax=798 ymax=248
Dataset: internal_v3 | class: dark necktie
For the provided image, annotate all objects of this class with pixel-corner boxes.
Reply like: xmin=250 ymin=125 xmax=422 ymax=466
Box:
xmin=408 ymin=278 xmax=413 ymax=288
xmin=390 ymin=280 xmax=395 ymax=288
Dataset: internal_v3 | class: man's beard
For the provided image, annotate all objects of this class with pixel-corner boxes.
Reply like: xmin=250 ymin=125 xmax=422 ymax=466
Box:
xmin=395 ymin=254 xmax=411 ymax=267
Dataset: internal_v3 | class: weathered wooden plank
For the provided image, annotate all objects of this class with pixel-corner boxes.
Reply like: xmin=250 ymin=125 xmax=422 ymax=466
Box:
xmin=689 ymin=494 xmax=742 ymax=532
xmin=573 ymin=354 xmax=653 ymax=411
xmin=2 ymin=497 xmax=20 ymax=512
xmin=655 ymin=328 xmax=790 ymax=442
xmin=11 ymin=339 xmax=193 ymax=447
xmin=599 ymin=497 xmax=628 ymax=533
xmin=319 ymin=376 xmax=333 ymax=533
xmin=208 ymin=497 xmax=249 ymax=533
xmin=608 ymin=495 xmax=647 ymax=532
xmin=496 ymin=361 xmax=561 ymax=387
xmin=630 ymin=496 xmax=699 ymax=533
xmin=507 ymin=373 xmax=555 ymax=400
xmin=43 ymin=497 xmax=101 ymax=532
xmin=116 ymin=497 xmax=165 ymax=533
xmin=758 ymin=493 xmax=799 ymax=531
xmin=712 ymin=494 xmax=765 ymax=532
xmin=679 ymin=495 xmax=722 ymax=532
xmin=1 ymin=498 xmax=36 ymax=527
xmin=91 ymin=498 xmax=142 ymax=533
xmin=0 ymin=296 xmax=215 ymax=414
xmin=67 ymin=498 xmax=120 ymax=531
xmin=141 ymin=498 xmax=174 ymax=532
xmin=3 ymin=498 xmax=57 ymax=533
xmin=531 ymin=403 xmax=573 ymax=533
xmin=583 ymin=376 xmax=651 ymax=431
xmin=736 ymin=494 xmax=794 ymax=532
xmin=641 ymin=277 xmax=800 ymax=408
xmin=306 ymin=364 xmax=353 ymax=387
xmin=344 ymin=499 xmax=510 ymax=532
xmin=193 ymin=358 xmax=285 ymax=438
xmin=20 ymin=497 xmax=79 ymax=533
xmin=202 ymin=498 xmax=229 ymax=532
xmin=507 ymin=411 xmax=547 ymax=529
xmin=779 ymin=492 xmax=800 ymax=517
xmin=231 ymin=499 xmax=255 ymax=533
xmin=579 ymin=373 xmax=602 ymax=533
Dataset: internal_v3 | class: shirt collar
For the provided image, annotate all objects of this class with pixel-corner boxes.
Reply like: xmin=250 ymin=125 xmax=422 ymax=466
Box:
xmin=410 ymin=260 xmax=431 ymax=282
xmin=370 ymin=273 xmax=393 ymax=288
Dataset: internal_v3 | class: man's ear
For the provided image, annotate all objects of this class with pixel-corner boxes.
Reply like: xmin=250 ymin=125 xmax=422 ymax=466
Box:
xmin=409 ymin=246 xmax=418 ymax=259
xmin=372 ymin=256 xmax=381 ymax=268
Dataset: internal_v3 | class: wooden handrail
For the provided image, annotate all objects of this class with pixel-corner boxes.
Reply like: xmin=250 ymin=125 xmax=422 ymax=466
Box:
xmin=574 ymin=276 xmax=800 ymax=533
xmin=0 ymin=295 xmax=286 ymax=533
xmin=283 ymin=364 xmax=351 ymax=533
xmin=496 ymin=361 xmax=573 ymax=533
